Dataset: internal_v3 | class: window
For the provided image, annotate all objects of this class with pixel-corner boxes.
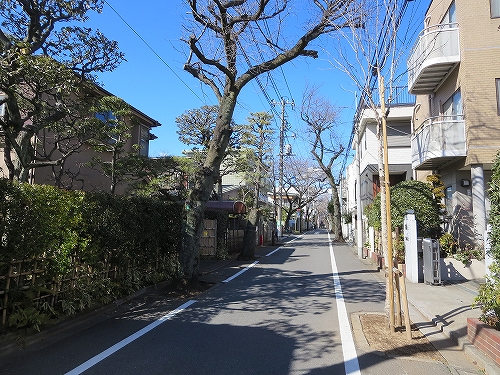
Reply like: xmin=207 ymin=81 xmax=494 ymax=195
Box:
xmin=95 ymin=110 xmax=118 ymax=143
xmin=441 ymin=1 xmax=456 ymax=24
xmin=0 ymin=92 xmax=5 ymax=117
xmin=496 ymin=79 xmax=500 ymax=115
xmin=442 ymin=89 xmax=463 ymax=118
xmin=95 ymin=110 xmax=116 ymax=123
xmin=139 ymin=126 xmax=149 ymax=156
xmin=491 ymin=0 xmax=500 ymax=18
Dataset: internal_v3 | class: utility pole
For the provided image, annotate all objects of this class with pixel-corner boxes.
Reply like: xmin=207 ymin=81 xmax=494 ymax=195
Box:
xmin=272 ymin=97 xmax=294 ymax=239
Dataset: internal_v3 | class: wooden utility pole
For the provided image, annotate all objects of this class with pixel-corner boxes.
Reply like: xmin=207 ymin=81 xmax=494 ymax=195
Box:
xmin=378 ymin=69 xmax=395 ymax=332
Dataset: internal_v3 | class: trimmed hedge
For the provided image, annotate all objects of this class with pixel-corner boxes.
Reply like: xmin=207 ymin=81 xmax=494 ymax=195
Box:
xmin=365 ymin=179 xmax=441 ymax=237
xmin=0 ymin=179 xmax=182 ymax=331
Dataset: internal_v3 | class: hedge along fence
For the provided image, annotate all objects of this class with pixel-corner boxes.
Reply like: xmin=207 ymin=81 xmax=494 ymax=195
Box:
xmin=0 ymin=179 xmax=183 ymax=332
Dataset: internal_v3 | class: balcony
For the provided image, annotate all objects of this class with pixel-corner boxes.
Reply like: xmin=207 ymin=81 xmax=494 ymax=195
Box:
xmin=407 ymin=23 xmax=460 ymax=94
xmin=411 ymin=115 xmax=466 ymax=170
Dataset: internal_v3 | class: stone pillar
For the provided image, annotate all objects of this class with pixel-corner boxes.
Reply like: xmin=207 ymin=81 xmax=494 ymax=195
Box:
xmin=471 ymin=164 xmax=487 ymax=244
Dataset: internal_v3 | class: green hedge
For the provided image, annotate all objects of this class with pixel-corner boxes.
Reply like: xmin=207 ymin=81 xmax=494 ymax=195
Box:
xmin=365 ymin=180 xmax=441 ymax=237
xmin=0 ymin=179 xmax=182 ymax=332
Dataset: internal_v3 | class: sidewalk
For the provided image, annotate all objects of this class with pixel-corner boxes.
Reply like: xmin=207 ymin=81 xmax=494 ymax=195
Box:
xmin=198 ymin=236 xmax=499 ymax=375
xmin=351 ymin=246 xmax=498 ymax=375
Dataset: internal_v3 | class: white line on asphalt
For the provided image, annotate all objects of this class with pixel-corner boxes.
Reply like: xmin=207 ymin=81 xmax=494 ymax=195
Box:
xmin=64 ymin=300 xmax=197 ymax=375
xmin=222 ymin=261 xmax=259 ymax=283
xmin=265 ymin=247 xmax=282 ymax=256
xmin=328 ymin=233 xmax=361 ymax=375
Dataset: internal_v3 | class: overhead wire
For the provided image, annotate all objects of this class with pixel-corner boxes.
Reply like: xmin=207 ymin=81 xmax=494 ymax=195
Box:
xmin=338 ymin=0 xmax=418 ymax=180
xmin=103 ymin=0 xmax=208 ymax=104
xmin=104 ymin=0 xmax=311 ymax=162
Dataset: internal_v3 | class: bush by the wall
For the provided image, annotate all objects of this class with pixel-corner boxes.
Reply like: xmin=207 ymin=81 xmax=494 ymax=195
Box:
xmin=0 ymin=179 xmax=182 ymax=332
xmin=473 ymin=151 xmax=500 ymax=329
xmin=364 ymin=180 xmax=441 ymax=237
xmin=489 ymin=152 xmax=500 ymax=263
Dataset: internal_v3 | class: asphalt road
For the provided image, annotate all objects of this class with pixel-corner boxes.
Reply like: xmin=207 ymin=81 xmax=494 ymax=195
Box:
xmin=0 ymin=230 xmax=465 ymax=374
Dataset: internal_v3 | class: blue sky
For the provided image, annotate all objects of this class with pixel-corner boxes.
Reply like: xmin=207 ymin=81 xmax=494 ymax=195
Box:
xmin=86 ymin=1 xmax=427 ymax=161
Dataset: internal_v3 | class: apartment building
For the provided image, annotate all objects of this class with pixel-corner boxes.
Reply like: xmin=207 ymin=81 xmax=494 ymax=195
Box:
xmin=408 ymin=0 xmax=500 ymax=247
xmin=345 ymin=90 xmax=415 ymax=247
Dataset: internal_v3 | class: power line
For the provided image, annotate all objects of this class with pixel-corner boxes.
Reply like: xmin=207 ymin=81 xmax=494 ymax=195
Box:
xmin=103 ymin=0 xmax=207 ymax=104
xmin=339 ymin=0 xmax=417 ymax=179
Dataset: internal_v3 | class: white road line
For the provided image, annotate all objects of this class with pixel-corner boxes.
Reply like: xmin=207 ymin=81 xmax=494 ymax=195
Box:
xmin=222 ymin=261 xmax=259 ymax=283
xmin=65 ymin=300 xmax=197 ymax=375
xmin=265 ymin=247 xmax=282 ymax=257
xmin=327 ymin=233 xmax=361 ymax=375
xmin=265 ymin=236 xmax=302 ymax=258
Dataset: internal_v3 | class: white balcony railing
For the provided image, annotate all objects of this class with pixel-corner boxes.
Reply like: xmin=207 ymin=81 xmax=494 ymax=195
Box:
xmin=411 ymin=115 xmax=466 ymax=169
xmin=407 ymin=23 xmax=460 ymax=94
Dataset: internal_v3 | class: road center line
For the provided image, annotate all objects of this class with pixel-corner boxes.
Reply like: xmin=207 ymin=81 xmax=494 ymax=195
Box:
xmin=327 ymin=233 xmax=361 ymax=375
xmin=65 ymin=300 xmax=197 ymax=375
xmin=222 ymin=261 xmax=259 ymax=283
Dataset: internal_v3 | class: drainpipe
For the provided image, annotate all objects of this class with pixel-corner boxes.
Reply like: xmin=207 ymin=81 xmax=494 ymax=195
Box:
xmin=411 ymin=103 xmax=421 ymax=180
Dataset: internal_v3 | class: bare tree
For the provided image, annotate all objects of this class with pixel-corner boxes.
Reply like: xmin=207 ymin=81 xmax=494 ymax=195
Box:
xmin=281 ymin=157 xmax=329 ymax=232
xmin=300 ymin=86 xmax=344 ymax=240
xmin=325 ymin=0 xmax=418 ymax=330
xmin=180 ymin=0 xmax=364 ymax=283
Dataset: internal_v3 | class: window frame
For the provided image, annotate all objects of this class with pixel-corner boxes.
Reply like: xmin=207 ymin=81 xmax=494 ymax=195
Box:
xmin=442 ymin=89 xmax=463 ymax=118
xmin=441 ymin=1 xmax=456 ymax=24
xmin=496 ymin=79 xmax=500 ymax=115
xmin=491 ymin=0 xmax=500 ymax=18
xmin=0 ymin=92 xmax=5 ymax=117
xmin=139 ymin=125 xmax=150 ymax=156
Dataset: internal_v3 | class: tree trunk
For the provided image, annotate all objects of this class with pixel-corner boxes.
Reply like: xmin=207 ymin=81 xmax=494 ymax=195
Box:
xmin=179 ymin=94 xmax=237 ymax=283
xmin=329 ymin=183 xmax=344 ymax=242
xmin=14 ymin=130 xmax=35 ymax=182
xmin=239 ymin=207 xmax=259 ymax=260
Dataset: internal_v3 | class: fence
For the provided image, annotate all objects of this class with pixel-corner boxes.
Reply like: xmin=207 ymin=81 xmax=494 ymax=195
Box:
xmin=0 ymin=250 xmax=177 ymax=328
xmin=201 ymin=220 xmax=217 ymax=256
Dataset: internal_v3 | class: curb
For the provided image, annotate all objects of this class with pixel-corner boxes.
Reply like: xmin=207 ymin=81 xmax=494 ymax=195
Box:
xmin=352 ymin=246 xmax=497 ymax=374
xmin=0 ymin=280 xmax=171 ymax=361
xmin=407 ymin=296 xmax=499 ymax=375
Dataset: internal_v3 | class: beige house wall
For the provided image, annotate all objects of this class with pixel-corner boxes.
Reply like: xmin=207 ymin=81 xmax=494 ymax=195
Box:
xmin=0 ymin=88 xmax=159 ymax=194
xmin=30 ymin=119 xmax=152 ymax=195
xmin=412 ymin=0 xmax=499 ymax=252
xmin=414 ymin=0 xmax=500 ymax=169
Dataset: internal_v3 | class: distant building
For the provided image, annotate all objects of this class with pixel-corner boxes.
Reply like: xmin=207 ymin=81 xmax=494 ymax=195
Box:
xmin=345 ymin=89 xmax=415 ymax=245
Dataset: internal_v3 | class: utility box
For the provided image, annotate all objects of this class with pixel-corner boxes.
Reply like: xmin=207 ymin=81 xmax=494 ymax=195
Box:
xmin=422 ymin=238 xmax=441 ymax=285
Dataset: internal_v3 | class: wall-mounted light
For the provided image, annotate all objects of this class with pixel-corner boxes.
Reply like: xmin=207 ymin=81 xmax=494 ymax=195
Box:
xmin=460 ymin=179 xmax=470 ymax=187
